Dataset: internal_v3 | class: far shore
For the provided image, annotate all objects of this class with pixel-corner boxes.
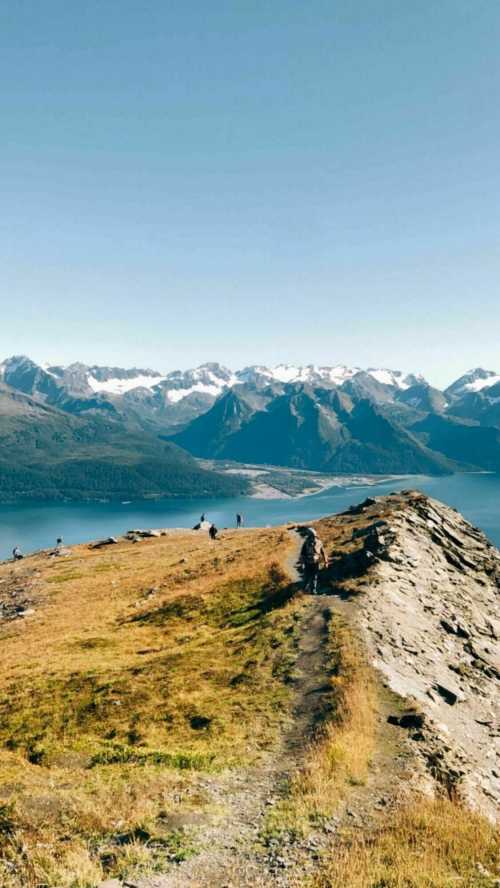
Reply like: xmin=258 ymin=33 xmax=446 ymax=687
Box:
xmin=248 ymin=473 xmax=412 ymax=501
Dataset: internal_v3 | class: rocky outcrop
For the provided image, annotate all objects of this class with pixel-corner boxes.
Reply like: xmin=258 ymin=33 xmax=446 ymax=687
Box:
xmin=330 ymin=491 xmax=499 ymax=821
xmin=0 ymin=568 xmax=42 ymax=621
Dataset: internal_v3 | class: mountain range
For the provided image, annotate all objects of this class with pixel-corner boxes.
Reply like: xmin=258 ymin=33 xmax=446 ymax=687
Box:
xmin=1 ymin=355 xmax=499 ymax=499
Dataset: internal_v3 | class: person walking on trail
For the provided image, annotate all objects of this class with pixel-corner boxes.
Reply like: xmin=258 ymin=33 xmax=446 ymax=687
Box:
xmin=12 ymin=546 xmax=23 ymax=561
xmin=299 ymin=528 xmax=328 ymax=595
xmin=236 ymin=513 xmax=243 ymax=528
xmin=208 ymin=523 xmax=219 ymax=540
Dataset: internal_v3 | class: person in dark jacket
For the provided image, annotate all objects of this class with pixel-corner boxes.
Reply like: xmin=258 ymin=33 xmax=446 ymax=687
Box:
xmin=298 ymin=528 xmax=328 ymax=594
xmin=209 ymin=523 xmax=219 ymax=540
xmin=236 ymin=513 xmax=243 ymax=528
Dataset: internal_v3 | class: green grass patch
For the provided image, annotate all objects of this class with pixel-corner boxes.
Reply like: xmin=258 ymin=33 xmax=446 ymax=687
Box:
xmin=90 ymin=742 xmax=215 ymax=770
xmin=46 ymin=571 xmax=84 ymax=583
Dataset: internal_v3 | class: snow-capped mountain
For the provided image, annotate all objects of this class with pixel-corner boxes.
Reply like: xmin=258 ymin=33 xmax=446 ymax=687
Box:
xmin=237 ymin=364 xmax=361 ymax=387
xmin=445 ymin=368 xmax=500 ymax=397
xmin=443 ymin=368 xmax=500 ymax=428
xmin=48 ymin=363 xmax=165 ymax=396
xmin=0 ymin=355 xmax=62 ymax=401
xmin=0 ymin=357 xmax=430 ymax=407
xmin=157 ymin=364 xmax=238 ymax=404
xmin=46 ymin=361 xmax=236 ymax=402
xmin=2 ymin=355 xmax=500 ymax=481
xmin=2 ymin=356 xmax=499 ymax=433
xmin=366 ymin=368 xmax=424 ymax=390
xmin=237 ymin=364 xmax=423 ymax=391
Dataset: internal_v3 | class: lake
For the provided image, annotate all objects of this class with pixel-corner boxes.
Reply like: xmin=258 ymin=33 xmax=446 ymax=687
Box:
xmin=0 ymin=473 xmax=499 ymax=561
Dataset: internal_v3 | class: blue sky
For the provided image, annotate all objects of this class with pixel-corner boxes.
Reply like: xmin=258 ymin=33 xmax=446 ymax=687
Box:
xmin=0 ymin=0 xmax=498 ymax=387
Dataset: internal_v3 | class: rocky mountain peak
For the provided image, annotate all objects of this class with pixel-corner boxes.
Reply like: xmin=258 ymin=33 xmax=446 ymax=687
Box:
xmin=0 ymin=355 xmax=60 ymax=399
xmin=327 ymin=491 xmax=500 ymax=820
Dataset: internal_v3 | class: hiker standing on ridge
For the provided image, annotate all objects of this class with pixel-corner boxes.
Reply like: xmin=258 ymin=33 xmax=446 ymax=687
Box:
xmin=236 ymin=513 xmax=243 ymax=528
xmin=12 ymin=546 xmax=23 ymax=561
xmin=299 ymin=528 xmax=328 ymax=595
xmin=209 ymin=523 xmax=219 ymax=540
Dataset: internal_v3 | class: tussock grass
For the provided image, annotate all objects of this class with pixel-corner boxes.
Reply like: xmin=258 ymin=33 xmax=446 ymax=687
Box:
xmin=264 ymin=619 xmax=377 ymax=840
xmin=312 ymin=798 xmax=499 ymax=887
xmin=0 ymin=528 xmax=306 ymax=886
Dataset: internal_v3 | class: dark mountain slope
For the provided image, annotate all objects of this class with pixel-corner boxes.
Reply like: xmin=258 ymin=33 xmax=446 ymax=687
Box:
xmin=342 ymin=371 xmax=396 ymax=404
xmin=330 ymin=399 xmax=453 ymax=474
xmin=223 ymin=390 xmax=348 ymax=468
xmin=395 ymin=382 xmax=448 ymax=415
xmin=0 ymin=384 xmax=247 ymax=502
xmin=447 ymin=390 xmax=500 ymax=430
xmin=171 ymin=387 xmax=454 ymax=474
xmin=170 ymin=386 xmax=276 ymax=457
xmin=411 ymin=414 xmax=500 ymax=471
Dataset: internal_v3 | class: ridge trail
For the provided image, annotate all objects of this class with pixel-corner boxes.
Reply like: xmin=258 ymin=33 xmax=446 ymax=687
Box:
xmin=127 ymin=529 xmax=409 ymax=888
xmin=128 ymin=531 xmax=337 ymax=888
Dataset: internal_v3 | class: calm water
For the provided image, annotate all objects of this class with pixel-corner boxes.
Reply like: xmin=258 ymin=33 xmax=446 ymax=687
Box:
xmin=0 ymin=473 xmax=499 ymax=560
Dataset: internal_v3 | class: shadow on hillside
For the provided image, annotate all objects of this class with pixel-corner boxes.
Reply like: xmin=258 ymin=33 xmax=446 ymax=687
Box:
xmin=316 ymin=553 xmax=371 ymax=599
xmin=125 ymin=594 xmax=204 ymax=626
xmin=231 ymin=579 xmax=302 ymax=625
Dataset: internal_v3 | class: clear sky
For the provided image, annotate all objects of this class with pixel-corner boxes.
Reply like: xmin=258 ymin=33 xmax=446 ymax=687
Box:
xmin=0 ymin=1 xmax=498 ymax=387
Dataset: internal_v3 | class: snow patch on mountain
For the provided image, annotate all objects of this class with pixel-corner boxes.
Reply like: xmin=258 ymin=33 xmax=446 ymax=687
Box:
xmin=0 ymin=355 xmax=433 ymax=403
xmin=166 ymin=383 xmax=228 ymax=403
xmin=463 ymin=374 xmax=500 ymax=393
xmin=238 ymin=364 xmax=420 ymax=390
xmin=238 ymin=364 xmax=361 ymax=386
xmin=367 ymin=368 xmax=420 ymax=390
xmin=446 ymin=368 xmax=500 ymax=397
xmin=160 ymin=365 xmax=238 ymax=403
xmin=88 ymin=373 xmax=167 ymax=395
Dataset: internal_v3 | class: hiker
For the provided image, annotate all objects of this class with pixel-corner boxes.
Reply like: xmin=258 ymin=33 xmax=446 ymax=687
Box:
xmin=200 ymin=513 xmax=206 ymax=523
xmin=208 ymin=523 xmax=218 ymax=540
xmin=12 ymin=546 xmax=23 ymax=561
xmin=236 ymin=513 xmax=243 ymax=528
xmin=298 ymin=528 xmax=328 ymax=594
xmin=56 ymin=537 xmax=63 ymax=548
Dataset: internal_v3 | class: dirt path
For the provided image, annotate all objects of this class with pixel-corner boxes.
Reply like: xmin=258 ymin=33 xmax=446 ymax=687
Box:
xmin=128 ymin=532 xmax=410 ymax=888
xmin=128 ymin=532 xmax=333 ymax=888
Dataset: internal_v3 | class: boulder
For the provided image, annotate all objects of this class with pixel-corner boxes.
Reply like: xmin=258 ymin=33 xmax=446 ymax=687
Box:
xmin=89 ymin=537 xmax=118 ymax=549
xmin=125 ymin=529 xmax=161 ymax=539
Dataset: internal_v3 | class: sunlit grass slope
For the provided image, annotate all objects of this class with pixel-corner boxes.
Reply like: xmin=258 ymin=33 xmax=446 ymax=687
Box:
xmin=0 ymin=527 xmax=306 ymax=886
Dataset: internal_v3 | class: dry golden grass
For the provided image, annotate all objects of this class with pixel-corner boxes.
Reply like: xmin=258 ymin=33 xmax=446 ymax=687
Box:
xmin=263 ymin=619 xmax=377 ymax=840
xmin=298 ymin=620 xmax=376 ymax=805
xmin=0 ymin=527 xmax=307 ymax=887
xmin=2 ymin=513 xmax=497 ymax=887
xmin=312 ymin=798 xmax=499 ymax=888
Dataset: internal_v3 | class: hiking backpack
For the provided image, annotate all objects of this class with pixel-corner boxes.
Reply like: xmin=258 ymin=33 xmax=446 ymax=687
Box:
xmin=303 ymin=537 xmax=322 ymax=564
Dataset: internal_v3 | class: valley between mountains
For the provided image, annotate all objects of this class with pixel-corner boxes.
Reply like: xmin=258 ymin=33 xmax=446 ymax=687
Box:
xmin=1 ymin=356 xmax=500 ymax=503
xmin=0 ymin=491 xmax=498 ymax=887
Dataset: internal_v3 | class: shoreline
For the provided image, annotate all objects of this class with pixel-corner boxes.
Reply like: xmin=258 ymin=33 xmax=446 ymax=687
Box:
xmin=1 ymin=474 xmax=500 ymax=560
xmin=247 ymin=473 xmax=414 ymax=501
